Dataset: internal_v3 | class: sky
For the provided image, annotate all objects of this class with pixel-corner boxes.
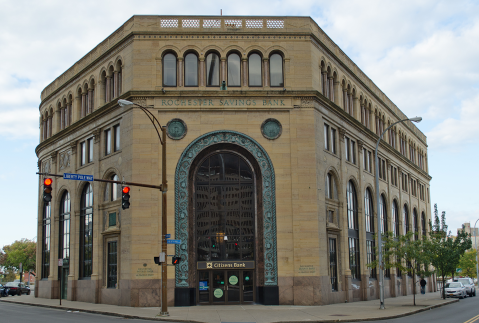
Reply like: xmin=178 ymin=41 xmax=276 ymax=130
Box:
xmin=0 ymin=0 xmax=478 ymax=249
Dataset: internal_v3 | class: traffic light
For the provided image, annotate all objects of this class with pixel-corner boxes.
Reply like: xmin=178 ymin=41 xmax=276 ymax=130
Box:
xmin=122 ymin=186 xmax=130 ymax=209
xmin=172 ymin=256 xmax=181 ymax=265
xmin=43 ymin=178 xmax=53 ymax=204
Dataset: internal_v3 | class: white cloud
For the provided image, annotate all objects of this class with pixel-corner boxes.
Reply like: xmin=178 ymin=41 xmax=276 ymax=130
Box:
xmin=0 ymin=109 xmax=39 ymax=139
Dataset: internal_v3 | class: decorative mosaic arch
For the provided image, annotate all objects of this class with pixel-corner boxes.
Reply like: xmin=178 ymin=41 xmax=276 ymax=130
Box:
xmin=174 ymin=130 xmax=277 ymax=287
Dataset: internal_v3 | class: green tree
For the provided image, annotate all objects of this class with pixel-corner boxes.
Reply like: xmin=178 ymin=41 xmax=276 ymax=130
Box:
xmin=0 ymin=239 xmax=36 ymax=273
xmin=458 ymin=249 xmax=477 ymax=278
xmin=369 ymin=230 xmax=433 ymax=306
xmin=426 ymin=204 xmax=472 ymax=299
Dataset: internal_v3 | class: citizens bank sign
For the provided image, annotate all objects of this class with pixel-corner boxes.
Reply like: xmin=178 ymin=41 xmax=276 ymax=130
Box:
xmin=197 ymin=261 xmax=255 ymax=270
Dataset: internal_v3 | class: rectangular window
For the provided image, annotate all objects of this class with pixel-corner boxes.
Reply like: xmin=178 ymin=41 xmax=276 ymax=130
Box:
xmin=382 ymin=160 xmax=386 ymax=181
xmin=80 ymin=142 xmax=86 ymax=166
xmin=88 ymin=138 xmax=93 ymax=163
xmin=107 ymin=241 xmax=118 ymax=288
xmin=366 ymin=240 xmax=376 ymax=279
xmin=345 ymin=137 xmax=350 ymax=161
xmin=105 ymin=129 xmax=111 ymax=155
xmin=114 ymin=125 xmax=120 ymax=152
xmin=324 ymin=124 xmax=330 ymax=151
xmin=329 ymin=238 xmax=338 ymax=291
xmin=363 ymin=149 xmax=367 ymax=171
xmin=350 ymin=140 xmax=356 ymax=164
xmin=331 ymin=128 xmax=336 ymax=154
xmin=367 ymin=151 xmax=372 ymax=172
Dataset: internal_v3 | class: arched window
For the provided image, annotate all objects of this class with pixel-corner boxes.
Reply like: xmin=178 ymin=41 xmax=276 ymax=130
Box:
xmin=403 ymin=205 xmax=409 ymax=234
xmin=365 ymin=188 xmax=376 ymax=279
xmin=392 ymin=200 xmax=399 ymax=236
xmin=421 ymin=212 xmax=426 ymax=236
xmin=60 ymin=192 xmax=70 ymax=261
xmin=206 ymin=52 xmax=219 ymax=86
xmin=347 ymin=181 xmax=360 ymax=280
xmin=365 ymin=189 xmax=374 ymax=233
xmin=413 ymin=208 xmax=419 ymax=240
xmin=269 ymin=53 xmax=283 ymax=87
xmin=111 ymin=174 xmax=119 ymax=201
xmin=380 ymin=194 xmax=388 ymax=233
xmin=325 ymin=172 xmax=337 ymax=199
xmin=227 ymin=53 xmax=241 ymax=87
xmin=163 ymin=53 xmax=177 ymax=86
xmin=248 ymin=53 xmax=262 ymax=86
xmin=41 ymin=201 xmax=51 ymax=279
xmin=184 ymin=53 xmax=198 ymax=87
xmin=80 ymin=184 xmax=93 ymax=278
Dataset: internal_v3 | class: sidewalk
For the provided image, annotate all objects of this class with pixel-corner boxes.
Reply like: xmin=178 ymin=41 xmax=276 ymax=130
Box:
xmin=0 ymin=293 xmax=457 ymax=323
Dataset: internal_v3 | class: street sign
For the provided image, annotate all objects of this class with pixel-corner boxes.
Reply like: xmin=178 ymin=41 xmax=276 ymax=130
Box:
xmin=165 ymin=234 xmax=171 ymax=239
xmin=167 ymin=239 xmax=181 ymax=244
xmin=58 ymin=259 xmax=63 ymax=267
xmin=63 ymin=173 xmax=94 ymax=181
xmin=456 ymin=268 xmax=462 ymax=273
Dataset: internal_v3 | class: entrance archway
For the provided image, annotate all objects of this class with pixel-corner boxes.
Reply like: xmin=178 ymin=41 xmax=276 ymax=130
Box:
xmin=174 ymin=131 xmax=278 ymax=305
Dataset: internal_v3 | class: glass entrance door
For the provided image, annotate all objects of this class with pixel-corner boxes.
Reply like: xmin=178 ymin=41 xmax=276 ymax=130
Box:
xmin=198 ymin=270 xmax=254 ymax=304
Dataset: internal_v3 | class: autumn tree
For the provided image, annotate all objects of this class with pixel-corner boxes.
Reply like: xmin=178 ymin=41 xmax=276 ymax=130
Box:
xmin=0 ymin=239 xmax=36 ymax=273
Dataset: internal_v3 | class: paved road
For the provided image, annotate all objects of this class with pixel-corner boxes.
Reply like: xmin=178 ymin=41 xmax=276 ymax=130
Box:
xmin=0 ymin=301 xmax=165 ymax=322
xmin=344 ymin=294 xmax=479 ymax=323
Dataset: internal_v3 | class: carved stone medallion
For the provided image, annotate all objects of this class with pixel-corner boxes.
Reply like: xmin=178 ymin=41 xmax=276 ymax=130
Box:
xmin=261 ymin=118 xmax=282 ymax=140
xmin=167 ymin=118 xmax=187 ymax=140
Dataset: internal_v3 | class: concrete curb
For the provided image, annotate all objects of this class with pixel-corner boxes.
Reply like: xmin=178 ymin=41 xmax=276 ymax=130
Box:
xmin=0 ymin=299 xmax=203 ymax=322
xmin=0 ymin=297 xmax=458 ymax=323
xmin=271 ymin=298 xmax=459 ymax=323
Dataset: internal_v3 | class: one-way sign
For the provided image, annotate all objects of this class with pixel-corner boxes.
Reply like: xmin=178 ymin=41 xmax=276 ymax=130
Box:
xmin=63 ymin=173 xmax=94 ymax=181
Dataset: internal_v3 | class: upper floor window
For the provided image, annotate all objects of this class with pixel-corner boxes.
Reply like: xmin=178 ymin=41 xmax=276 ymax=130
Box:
xmin=269 ymin=54 xmax=283 ymax=87
xmin=105 ymin=129 xmax=111 ymax=155
xmin=421 ymin=212 xmax=426 ymax=236
xmin=80 ymin=139 xmax=93 ymax=166
xmin=363 ymin=148 xmax=372 ymax=173
xmin=227 ymin=53 xmax=241 ymax=87
xmin=114 ymin=125 xmax=120 ymax=152
xmin=345 ymin=137 xmax=356 ymax=164
xmin=324 ymin=123 xmax=336 ymax=154
xmin=248 ymin=53 xmax=262 ymax=86
xmin=163 ymin=53 xmax=177 ymax=86
xmin=403 ymin=205 xmax=409 ymax=234
xmin=378 ymin=157 xmax=387 ymax=181
xmin=413 ymin=208 xmax=419 ymax=240
xmin=391 ymin=166 xmax=398 ymax=187
xmin=365 ymin=189 xmax=374 ymax=233
xmin=380 ymin=194 xmax=388 ymax=233
xmin=184 ymin=53 xmax=198 ymax=87
xmin=206 ymin=53 xmax=220 ymax=86
xmin=325 ymin=172 xmax=337 ymax=199
xmin=401 ymin=173 xmax=408 ymax=192
xmin=347 ymin=181 xmax=358 ymax=230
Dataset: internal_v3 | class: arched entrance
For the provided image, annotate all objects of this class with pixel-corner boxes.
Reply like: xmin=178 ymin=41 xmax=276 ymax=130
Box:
xmin=174 ymin=131 xmax=278 ymax=306
xmin=195 ymin=152 xmax=255 ymax=304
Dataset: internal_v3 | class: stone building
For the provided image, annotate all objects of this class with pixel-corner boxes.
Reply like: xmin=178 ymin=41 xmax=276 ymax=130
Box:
xmin=35 ymin=15 xmax=433 ymax=307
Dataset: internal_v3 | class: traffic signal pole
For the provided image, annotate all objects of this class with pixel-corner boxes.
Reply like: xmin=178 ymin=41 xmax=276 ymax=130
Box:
xmin=160 ymin=126 xmax=168 ymax=316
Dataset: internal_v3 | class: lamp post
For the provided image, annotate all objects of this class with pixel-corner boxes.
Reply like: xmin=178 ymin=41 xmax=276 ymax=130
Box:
xmin=474 ymin=219 xmax=479 ymax=286
xmin=375 ymin=116 xmax=422 ymax=309
xmin=118 ymin=99 xmax=169 ymax=316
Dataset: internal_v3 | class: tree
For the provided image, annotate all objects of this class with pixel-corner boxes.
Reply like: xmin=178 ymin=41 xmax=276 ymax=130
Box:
xmin=458 ymin=249 xmax=477 ymax=278
xmin=426 ymin=204 xmax=472 ymax=299
xmin=0 ymin=239 xmax=36 ymax=273
xmin=369 ymin=230 xmax=433 ymax=306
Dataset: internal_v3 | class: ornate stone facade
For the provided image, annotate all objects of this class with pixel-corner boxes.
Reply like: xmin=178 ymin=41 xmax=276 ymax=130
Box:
xmin=35 ymin=15 xmax=432 ymax=308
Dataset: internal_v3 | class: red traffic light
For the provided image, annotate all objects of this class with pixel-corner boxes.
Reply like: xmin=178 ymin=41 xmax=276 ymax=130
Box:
xmin=122 ymin=186 xmax=130 ymax=194
xmin=44 ymin=178 xmax=53 ymax=186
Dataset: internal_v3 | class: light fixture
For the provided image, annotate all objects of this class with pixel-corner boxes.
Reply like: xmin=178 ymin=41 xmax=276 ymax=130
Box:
xmin=410 ymin=116 xmax=422 ymax=123
xmin=118 ymin=99 xmax=133 ymax=107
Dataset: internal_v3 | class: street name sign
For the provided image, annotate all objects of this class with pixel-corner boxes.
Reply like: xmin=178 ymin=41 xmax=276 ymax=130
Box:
xmin=63 ymin=173 xmax=94 ymax=181
xmin=167 ymin=239 xmax=181 ymax=244
xmin=165 ymin=234 xmax=171 ymax=238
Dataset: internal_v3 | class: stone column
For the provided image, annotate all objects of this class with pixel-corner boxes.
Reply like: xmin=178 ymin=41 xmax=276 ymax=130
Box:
xmin=321 ymin=71 xmax=327 ymax=95
xmin=199 ymin=58 xmax=205 ymax=87
xmin=113 ymin=72 xmax=119 ymax=98
xmin=242 ymin=58 xmax=248 ymax=87
xmin=91 ymin=128 xmax=102 ymax=303
xmin=220 ymin=57 xmax=226 ymax=84
xmin=106 ymin=77 xmax=111 ymax=102
xmin=178 ymin=58 xmax=184 ymax=87
xmin=263 ymin=58 xmax=269 ymax=87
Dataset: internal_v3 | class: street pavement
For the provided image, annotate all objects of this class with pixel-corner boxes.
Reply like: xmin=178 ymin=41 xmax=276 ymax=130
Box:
xmin=0 ymin=292 xmax=469 ymax=323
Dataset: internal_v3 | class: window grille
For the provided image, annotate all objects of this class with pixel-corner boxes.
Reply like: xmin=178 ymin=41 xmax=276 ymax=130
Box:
xmin=161 ymin=19 xmax=178 ymax=28
xmin=182 ymin=19 xmax=199 ymax=28
xmin=246 ymin=19 xmax=263 ymax=28
xmin=267 ymin=20 xmax=284 ymax=28
xmin=203 ymin=19 xmax=221 ymax=28
xmin=225 ymin=19 xmax=242 ymax=28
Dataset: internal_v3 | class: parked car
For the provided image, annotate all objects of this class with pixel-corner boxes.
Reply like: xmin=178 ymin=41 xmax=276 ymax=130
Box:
xmin=445 ymin=282 xmax=467 ymax=299
xmin=4 ymin=282 xmax=30 ymax=296
xmin=454 ymin=278 xmax=476 ymax=297
xmin=0 ymin=284 xmax=9 ymax=297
